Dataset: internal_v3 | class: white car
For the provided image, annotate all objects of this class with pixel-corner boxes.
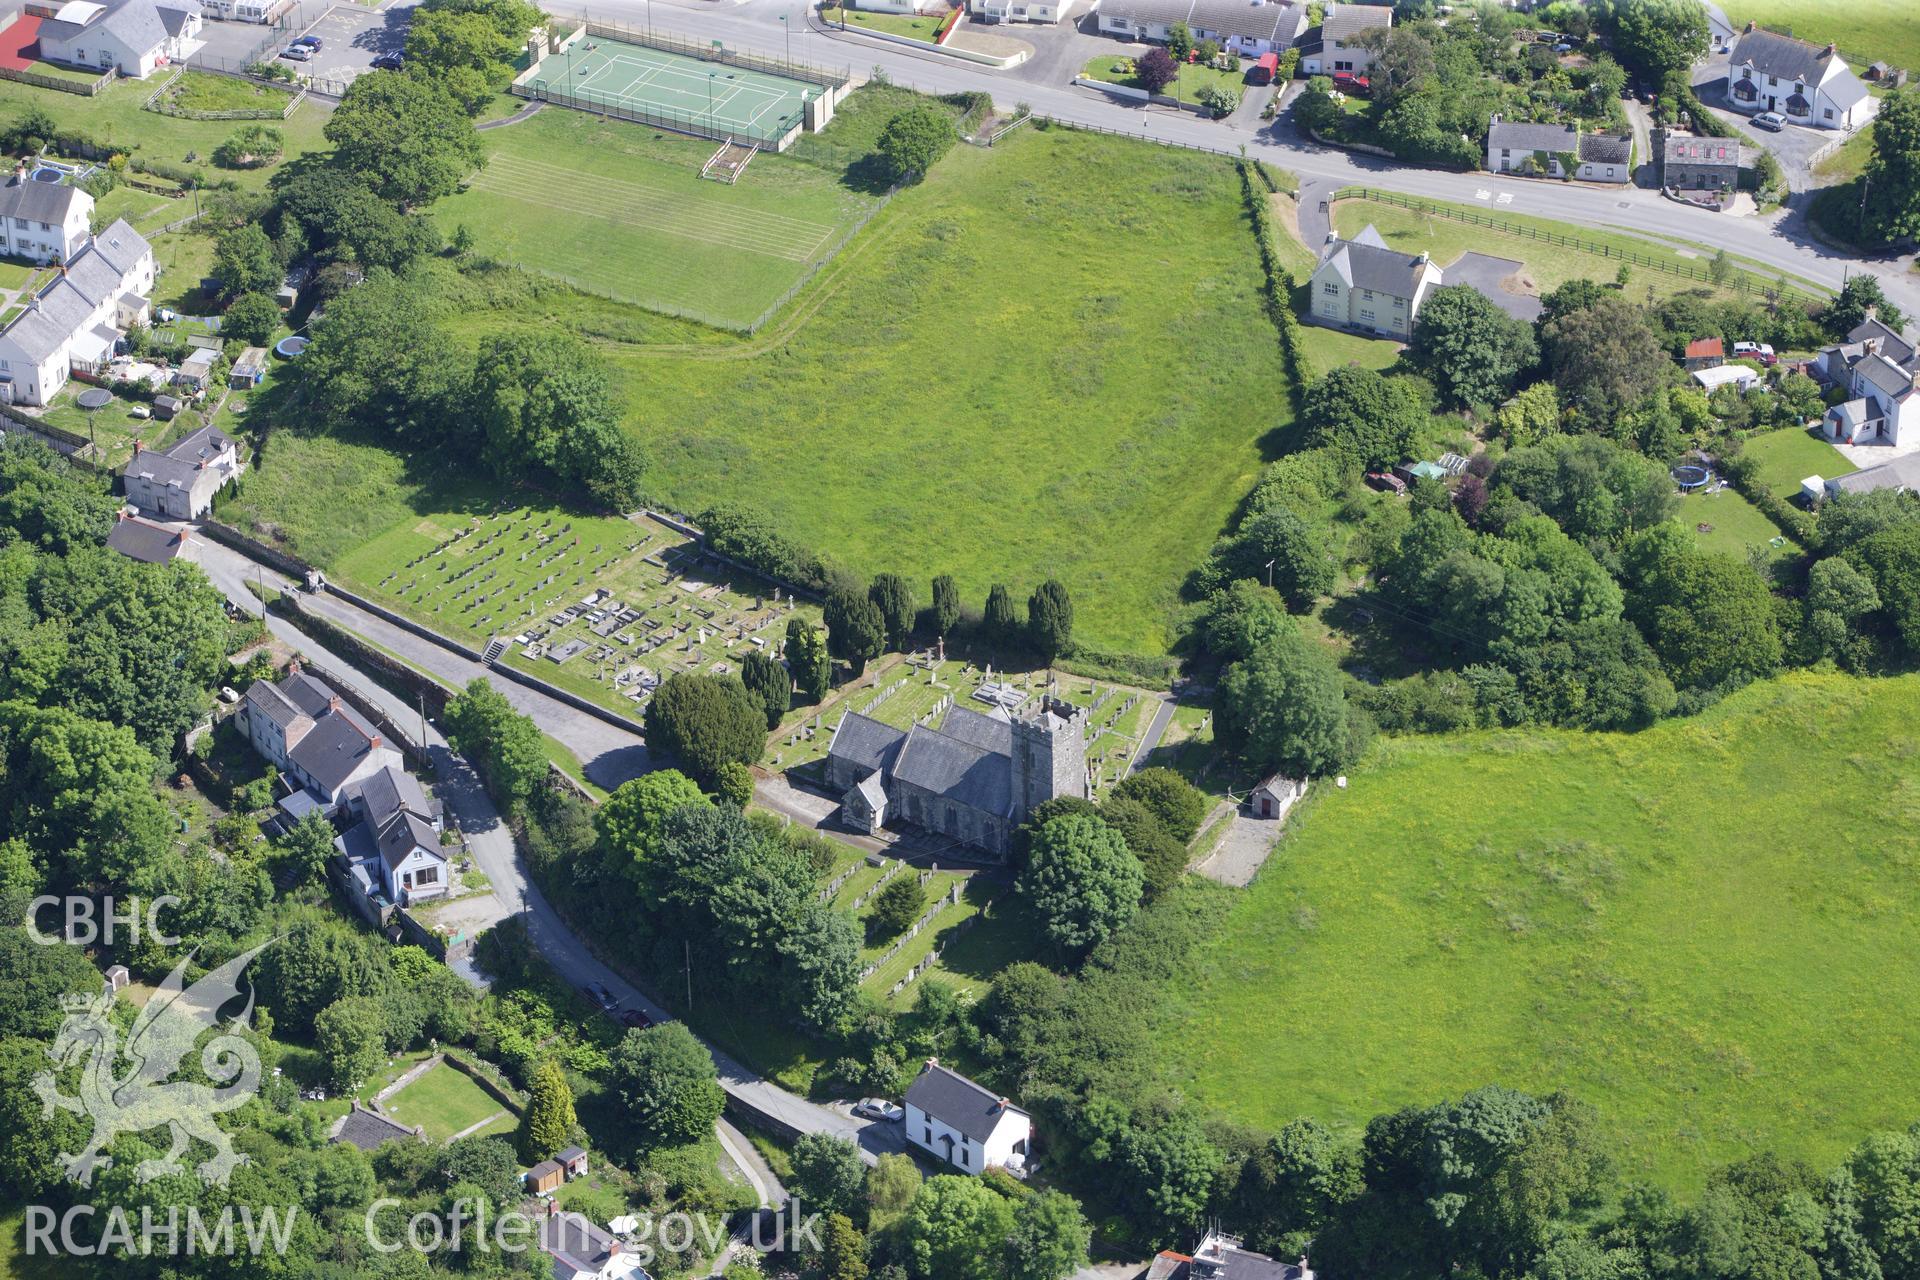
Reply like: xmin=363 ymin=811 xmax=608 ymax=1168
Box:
xmin=280 ymin=44 xmax=313 ymax=61
xmin=852 ymin=1099 xmax=904 ymax=1123
xmin=1752 ymin=111 xmax=1786 ymax=131
xmin=1733 ymin=341 xmax=1777 ymax=365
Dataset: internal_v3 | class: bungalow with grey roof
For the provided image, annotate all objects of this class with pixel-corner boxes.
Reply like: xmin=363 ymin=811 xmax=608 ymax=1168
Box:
xmin=1299 ymin=1 xmax=1390 ymax=75
xmin=1486 ymin=116 xmax=1632 ymax=183
xmin=1307 ymin=223 xmax=1441 ymax=339
xmin=1726 ymin=23 xmax=1874 ymax=130
xmin=1097 ymin=0 xmax=1306 ymax=50
xmin=35 ymin=0 xmax=203 ymax=78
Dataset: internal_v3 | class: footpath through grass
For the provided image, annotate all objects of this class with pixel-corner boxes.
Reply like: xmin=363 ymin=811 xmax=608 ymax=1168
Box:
xmin=1158 ymin=671 xmax=1920 ymax=1192
xmin=619 ymin=124 xmax=1290 ymax=654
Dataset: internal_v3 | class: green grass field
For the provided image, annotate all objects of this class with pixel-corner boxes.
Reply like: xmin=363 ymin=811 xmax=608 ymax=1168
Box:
xmin=433 ymin=100 xmax=881 ymax=330
xmin=1159 ymin=671 xmax=1920 ymax=1191
xmin=1331 ymin=197 xmax=1819 ymax=302
xmin=822 ymin=5 xmax=948 ymax=40
xmin=1722 ymin=0 xmax=1920 ymax=77
xmin=616 ymin=126 xmax=1291 ymax=654
xmin=1682 ymin=484 xmax=1798 ymax=568
xmin=1744 ymin=425 xmax=1856 ymax=494
xmin=381 ymin=1062 xmax=517 ymax=1142
xmin=0 ymin=75 xmax=330 ymax=197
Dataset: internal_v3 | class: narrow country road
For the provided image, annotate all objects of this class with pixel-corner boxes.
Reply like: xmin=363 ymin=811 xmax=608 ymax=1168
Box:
xmin=1129 ymin=695 xmax=1176 ymax=774
xmin=188 ymin=527 xmax=910 ymax=1165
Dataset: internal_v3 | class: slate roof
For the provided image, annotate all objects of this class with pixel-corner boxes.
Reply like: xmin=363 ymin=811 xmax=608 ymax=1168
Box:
xmin=1317 ymin=224 xmax=1432 ymax=298
xmin=105 ymin=515 xmax=182 ymax=563
xmin=892 ymin=723 xmax=1013 ymax=817
xmin=1847 ymin=318 xmax=1916 ymax=368
xmin=1828 ymin=453 xmax=1920 ymax=495
xmin=354 ymin=765 xmax=429 ymax=826
xmin=332 ymin=1103 xmax=418 ymax=1151
xmin=43 ymin=0 xmax=201 ymax=55
xmin=1488 ymin=119 xmax=1577 ymax=153
xmin=826 ymin=712 xmax=906 ymax=776
xmin=90 ymin=219 xmax=151 ymax=277
xmin=1186 ymin=0 xmax=1306 ymax=43
xmin=556 ymin=1145 xmax=587 ymax=1163
xmin=1730 ymin=27 xmax=1840 ymax=86
xmin=904 ymin=1062 xmax=1027 ymax=1143
xmin=375 ymin=811 xmax=441 ymax=873
xmin=1099 ymin=0 xmax=1198 ymax=25
xmin=855 ymin=771 xmax=888 ymax=811
xmin=244 ymin=678 xmax=307 ymax=729
xmin=1856 ymin=351 xmax=1916 ymax=401
xmin=539 ymin=1212 xmax=625 ymax=1280
xmin=0 ymin=174 xmax=86 ymax=226
xmin=126 ymin=424 xmax=235 ymax=491
xmin=1321 ymin=1 xmax=1389 ymax=41
xmin=279 ymin=670 xmax=339 ymax=718
xmin=1578 ymin=133 xmax=1632 ymax=165
xmin=289 ymin=711 xmax=386 ymax=794
xmin=937 ymin=704 xmax=1013 ymax=756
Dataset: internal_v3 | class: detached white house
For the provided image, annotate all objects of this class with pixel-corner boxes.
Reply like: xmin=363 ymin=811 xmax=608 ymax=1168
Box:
xmin=903 ymin=1060 xmax=1032 ymax=1176
xmin=1726 ymin=24 xmax=1875 ymax=130
xmin=966 ymin=0 xmax=1068 ymax=24
xmin=1816 ymin=317 xmax=1920 ymax=448
xmin=34 ymin=0 xmax=205 ymax=79
xmin=333 ymin=764 xmax=449 ymax=906
xmin=0 ymin=166 xmax=93 ymax=265
xmin=122 ymin=424 xmax=240 ymax=519
xmin=1307 ymin=224 xmax=1441 ymax=339
xmin=1299 ymin=1 xmax=1391 ymax=76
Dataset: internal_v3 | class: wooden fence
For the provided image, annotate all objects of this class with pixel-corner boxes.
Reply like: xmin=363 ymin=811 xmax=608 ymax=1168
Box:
xmin=144 ymin=66 xmax=308 ymax=119
xmin=0 ymin=64 xmax=114 ymax=95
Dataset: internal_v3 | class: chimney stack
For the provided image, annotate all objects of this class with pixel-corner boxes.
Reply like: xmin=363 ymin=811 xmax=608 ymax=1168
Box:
xmin=1743 ymin=19 xmax=1754 ymax=32
xmin=369 ymin=735 xmax=381 ymax=749
xmin=1823 ymin=42 xmax=1835 ymax=55
xmin=328 ymin=696 xmax=340 ymax=712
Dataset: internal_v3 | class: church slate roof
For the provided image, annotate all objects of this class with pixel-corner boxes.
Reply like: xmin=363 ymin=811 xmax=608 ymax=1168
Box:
xmin=891 ymin=724 xmax=1013 ymax=818
xmin=937 ymin=704 xmax=1013 ymax=756
xmin=826 ymin=713 xmax=906 ymax=776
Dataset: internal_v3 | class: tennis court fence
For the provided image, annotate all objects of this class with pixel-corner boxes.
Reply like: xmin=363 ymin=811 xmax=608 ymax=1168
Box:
xmin=574 ymin=20 xmax=852 ymax=92
xmin=515 ymin=77 xmax=806 ymax=149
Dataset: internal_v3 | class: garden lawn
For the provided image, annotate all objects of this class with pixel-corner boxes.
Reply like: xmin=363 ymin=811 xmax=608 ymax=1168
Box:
xmin=821 ymin=5 xmax=947 ymax=40
xmin=1332 ymin=196 xmax=1820 ymax=302
xmin=1158 ymin=671 xmax=1920 ymax=1192
xmin=616 ymin=127 xmax=1291 ymax=654
xmin=0 ymin=75 xmax=330 ymax=195
xmin=380 ymin=1062 xmax=517 ymax=1143
xmin=1814 ymin=126 xmax=1874 ymax=183
xmin=1681 ymin=485 xmax=1798 ymax=568
xmin=431 ymin=102 xmax=883 ymax=331
xmin=159 ymin=69 xmax=296 ymax=116
xmin=1720 ymin=0 xmax=1920 ymax=77
xmin=1079 ymin=54 xmax=1251 ymax=107
xmin=1743 ymin=425 xmax=1855 ymax=494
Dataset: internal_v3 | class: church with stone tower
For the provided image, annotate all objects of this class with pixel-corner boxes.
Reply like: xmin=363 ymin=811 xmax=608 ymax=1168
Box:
xmin=823 ymin=694 xmax=1089 ymax=859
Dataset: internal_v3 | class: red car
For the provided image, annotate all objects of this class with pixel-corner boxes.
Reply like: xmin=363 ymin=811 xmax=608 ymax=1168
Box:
xmin=1332 ymin=71 xmax=1371 ymax=96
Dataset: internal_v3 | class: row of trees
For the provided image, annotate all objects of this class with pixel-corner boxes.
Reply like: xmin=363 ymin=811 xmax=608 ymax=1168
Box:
xmin=825 ymin=574 xmax=1076 ymax=676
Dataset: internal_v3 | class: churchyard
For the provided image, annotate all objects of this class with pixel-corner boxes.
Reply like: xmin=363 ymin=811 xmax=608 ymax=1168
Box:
xmin=771 ymin=652 xmax=1159 ymax=798
xmin=329 ymin=506 xmax=824 ymax=722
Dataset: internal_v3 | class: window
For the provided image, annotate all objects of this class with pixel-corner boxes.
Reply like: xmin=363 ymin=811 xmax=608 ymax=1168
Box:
xmin=1322 ymin=282 xmax=1337 ymax=295
xmin=415 ymin=866 xmax=437 ymax=886
xmin=1825 ymin=108 xmax=1834 ymax=119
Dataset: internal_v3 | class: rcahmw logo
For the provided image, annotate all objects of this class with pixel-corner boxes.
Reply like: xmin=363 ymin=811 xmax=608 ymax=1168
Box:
xmin=22 ymin=1204 xmax=300 ymax=1259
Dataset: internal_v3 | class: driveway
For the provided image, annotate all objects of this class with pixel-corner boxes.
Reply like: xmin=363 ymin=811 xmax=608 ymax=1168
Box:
xmin=1690 ymin=50 xmax=1850 ymax=192
xmin=997 ymin=7 xmax=1113 ymax=87
xmin=1442 ymin=251 xmax=1543 ymax=322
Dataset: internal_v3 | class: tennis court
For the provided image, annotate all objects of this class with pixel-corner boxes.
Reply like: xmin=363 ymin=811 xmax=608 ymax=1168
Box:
xmin=532 ymin=36 xmax=816 ymax=146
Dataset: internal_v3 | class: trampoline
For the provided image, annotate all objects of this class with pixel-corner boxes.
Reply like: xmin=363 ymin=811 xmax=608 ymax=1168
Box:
xmin=75 ymin=387 xmax=112 ymax=410
xmin=274 ymin=335 xmax=308 ymax=358
xmin=1672 ymin=463 xmax=1713 ymax=492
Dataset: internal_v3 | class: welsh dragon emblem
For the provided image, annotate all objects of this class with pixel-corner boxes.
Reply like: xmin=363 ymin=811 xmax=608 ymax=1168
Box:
xmin=32 ymin=944 xmax=270 ymax=1188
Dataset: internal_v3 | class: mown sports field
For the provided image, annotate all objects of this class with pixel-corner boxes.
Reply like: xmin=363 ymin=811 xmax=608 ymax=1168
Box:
xmin=1154 ymin=671 xmax=1920 ymax=1192
xmin=434 ymin=101 xmax=880 ymax=330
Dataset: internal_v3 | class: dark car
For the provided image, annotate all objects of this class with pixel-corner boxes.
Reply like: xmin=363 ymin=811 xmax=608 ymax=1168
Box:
xmin=371 ymin=52 xmax=404 ymax=70
xmin=619 ymin=1009 xmax=652 ymax=1030
xmin=293 ymin=34 xmax=322 ymax=49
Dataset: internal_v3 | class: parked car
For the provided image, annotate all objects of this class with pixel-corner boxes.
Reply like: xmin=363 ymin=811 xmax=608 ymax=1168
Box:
xmin=293 ymin=34 xmax=321 ymax=49
xmin=853 ymin=1099 xmax=905 ymax=1123
xmin=1332 ymin=71 xmax=1370 ymax=96
xmin=619 ymin=1009 xmax=653 ymax=1030
xmin=371 ymin=52 xmax=404 ymax=70
xmin=1553 ymin=41 xmax=1574 ymax=52
xmin=1733 ymin=341 xmax=1778 ymax=365
xmin=1753 ymin=111 xmax=1786 ymax=131
xmin=279 ymin=44 xmax=312 ymax=61
xmin=588 ymin=982 xmax=619 ymax=1012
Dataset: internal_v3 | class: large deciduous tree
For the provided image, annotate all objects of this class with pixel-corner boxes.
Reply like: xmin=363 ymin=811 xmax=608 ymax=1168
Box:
xmin=905 ymin=1175 xmax=1018 ymax=1280
xmin=791 ymin=1132 xmax=867 ymax=1219
xmin=1591 ymin=0 xmax=1708 ymax=86
xmin=1217 ymin=631 xmax=1364 ymax=778
xmin=469 ymin=332 xmax=646 ymax=509
xmin=324 ymin=72 xmax=484 ymax=207
xmin=608 ymin=1022 xmax=723 ymax=1149
xmin=1540 ymin=296 xmax=1669 ymax=420
xmin=444 ymin=678 xmax=548 ymax=814
xmin=1409 ymin=284 xmax=1540 ymax=409
xmin=1301 ymin=366 xmax=1426 ymax=470
xmin=874 ymin=105 xmax=956 ymax=184
xmin=1017 ymin=812 xmax=1143 ymax=955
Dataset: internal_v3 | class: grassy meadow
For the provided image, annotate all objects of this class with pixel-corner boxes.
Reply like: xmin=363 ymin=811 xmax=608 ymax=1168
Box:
xmin=1721 ymin=0 xmax=1920 ymax=76
xmin=1158 ymin=672 xmax=1920 ymax=1191
xmin=434 ymin=103 xmax=883 ymax=330
xmin=615 ymin=126 xmax=1291 ymax=654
